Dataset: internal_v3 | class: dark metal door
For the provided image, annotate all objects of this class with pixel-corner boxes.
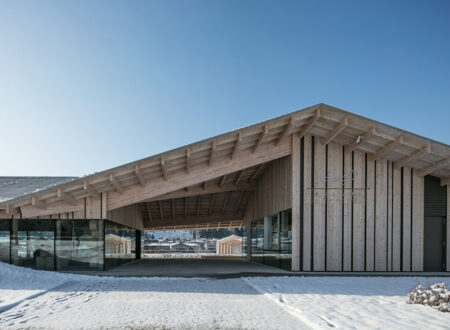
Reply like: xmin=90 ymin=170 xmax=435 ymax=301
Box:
xmin=424 ymin=216 xmax=445 ymax=271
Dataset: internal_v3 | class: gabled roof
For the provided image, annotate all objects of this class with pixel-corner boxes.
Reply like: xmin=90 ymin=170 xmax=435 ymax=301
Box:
xmin=1 ymin=103 xmax=449 ymax=217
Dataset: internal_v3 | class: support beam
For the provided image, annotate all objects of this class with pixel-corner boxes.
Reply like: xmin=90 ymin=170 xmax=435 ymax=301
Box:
xmin=419 ymin=158 xmax=450 ymax=176
xmin=347 ymin=127 xmax=376 ymax=153
xmin=297 ymin=109 xmax=320 ymax=138
xmin=249 ymin=163 xmax=268 ymax=182
xmin=253 ymin=125 xmax=269 ymax=153
xmin=369 ymin=135 xmax=404 ymax=161
xmin=109 ymin=174 xmax=124 ymax=193
xmin=160 ymin=156 xmax=168 ymax=180
xmin=209 ymin=194 xmax=215 ymax=215
xmin=209 ymin=140 xmax=217 ymax=166
xmin=321 ymin=117 xmax=348 ymax=146
xmin=158 ymin=200 xmax=164 ymax=225
xmin=134 ymin=164 xmax=146 ymax=187
xmin=145 ymin=213 xmax=244 ymax=230
xmin=83 ymin=181 xmax=100 ymax=200
xmin=276 ymin=117 xmax=294 ymax=146
xmin=220 ymin=175 xmax=227 ymax=187
xmin=186 ymin=148 xmax=191 ymax=174
xmin=235 ymin=170 xmax=245 ymax=185
xmin=57 ymin=188 xmax=77 ymax=206
xmin=396 ymin=144 xmax=431 ymax=168
xmin=231 ymin=132 xmax=242 ymax=159
xmin=31 ymin=196 xmax=46 ymax=210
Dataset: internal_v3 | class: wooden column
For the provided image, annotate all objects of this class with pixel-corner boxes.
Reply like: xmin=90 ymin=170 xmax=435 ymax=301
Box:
xmin=447 ymin=185 xmax=450 ymax=272
xmin=411 ymin=170 xmax=424 ymax=271
xmin=291 ymin=134 xmax=301 ymax=271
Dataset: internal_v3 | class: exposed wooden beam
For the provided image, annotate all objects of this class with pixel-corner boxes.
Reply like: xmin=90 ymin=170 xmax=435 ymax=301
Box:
xmin=297 ymin=109 xmax=320 ymax=138
xmin=249 ymin=163 xmax=268 ymax=182
xmin=369 ymin=135 xmax=404 ymax=161
xmin=171 ymin=199 xmax=175 ymax=220
xmin=134 ymin=164 xmax=146 ymax=187
xmin=109 ymin=174 xmax=124 ymax=193
xmin=321 ymin=118 xmax=348 ymax=146
xmin=144 ymin=213 xmax=244 ymax=230
xmin=196 ymin=195 xmax=201 ymax=216
xmin=209 ymin=140 xmax=217 ymax=166
xmin=83 ymin=181 xmax=100 ymax=200
xmin=253 ymin=125 xmax=269 ymax=153
xmin=145 ymin=181 xmax=256 ymax=202
xmin=231 ymin=132 xmax=242 ymax=159
xmin=347 ymin=127 xmax=376 ymax=153
xmin=276 ymin=117 xmax=294 ymax=146
xmin=158 ymin=200 xmax=164 ymax=225
xmin=222 ymin=193 xmax=230 ymax=213
xmin=396 ymin=144 xmax=431 ymax=168
xmin=235 ymin=170 xmax=245 ymax=185
xmin=186 ymin=148 xmax=191 ymax=174
xmin=5 ymin=204 xmax=18 ymax=216
xmin=57 ymin=188 xmax=77 ymax=206
xmin=31 ymin=196 xmax=46 ymax=210
xmin=220 ymin=175 xmax=227 ymax=187
xmin=419 ymin=158 xmax=450 ymax=176
xmin=160 ymin=156 xmax=168 ymax=181
xmin=209 ymin=194 xmax=215 ymax=215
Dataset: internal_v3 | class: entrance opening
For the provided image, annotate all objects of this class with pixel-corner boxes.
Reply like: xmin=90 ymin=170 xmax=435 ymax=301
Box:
xmin=424 ymin=176 xmax=447 ymax=271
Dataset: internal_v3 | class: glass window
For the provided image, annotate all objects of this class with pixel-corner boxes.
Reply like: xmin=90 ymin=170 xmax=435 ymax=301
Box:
xmin=0 ymin=219 xmax=10 ymax=264
xmin=104 ymin=220 xmax=136 ymax=270
xmin=11 ymin=219 xmax=55 ymax=270
xmin=55 ymin=219 xmax=104 ymax=271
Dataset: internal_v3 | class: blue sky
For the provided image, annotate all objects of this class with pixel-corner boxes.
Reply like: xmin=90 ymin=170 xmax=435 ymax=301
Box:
xmin=0 ymin=1 xmax=449 ymax=176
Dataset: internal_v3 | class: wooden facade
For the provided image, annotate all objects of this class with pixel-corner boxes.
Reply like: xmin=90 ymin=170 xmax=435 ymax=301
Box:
xmin=1 ymin=104 xmax=448 ymax=272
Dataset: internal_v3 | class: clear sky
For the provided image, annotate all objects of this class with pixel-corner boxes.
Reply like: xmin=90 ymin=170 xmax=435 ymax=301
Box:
xmin=0 ymin=1 xmax=449 ymax=176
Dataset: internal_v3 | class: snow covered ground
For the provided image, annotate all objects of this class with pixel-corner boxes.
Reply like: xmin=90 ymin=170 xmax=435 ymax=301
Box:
xmin=0 ymin=262 xmax=449 ymax=329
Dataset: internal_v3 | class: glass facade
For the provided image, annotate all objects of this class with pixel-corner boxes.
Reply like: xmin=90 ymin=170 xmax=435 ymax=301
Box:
xmin=0 ymin=218 xmax=140 ymax=272
xmin=250 ymin=209 xmax=292 ymax=270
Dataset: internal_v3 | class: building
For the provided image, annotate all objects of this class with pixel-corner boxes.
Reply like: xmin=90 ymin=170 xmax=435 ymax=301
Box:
xmin=216 ymin=235 xmax=243 ymax=255
xmin=0 ymin=104 xmax=449 ymax=273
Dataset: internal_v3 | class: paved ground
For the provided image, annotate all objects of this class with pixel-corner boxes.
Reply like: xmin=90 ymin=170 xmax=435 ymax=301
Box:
xmin=62 ymin=258 xmax=293 ymax=278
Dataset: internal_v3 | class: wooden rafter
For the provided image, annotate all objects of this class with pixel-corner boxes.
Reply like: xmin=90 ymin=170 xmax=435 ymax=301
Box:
xmin=196 ymin=196 xmax=201 ymax=216
xmin=222 ymin=193 xmax=229 ymax=213
xmin=321 ymin=118 xmax=348 ymax=146
xmin=209 ymin=194 xmax=215 ymax=215
xmin=231 ymin=132 xmax=242 ymax=159
xmin=134 ymin=164 xmax=146 ymax=186
xmin=209 ymin=140 xmax=217 ymax=166
xmin=419 ymin=158 xmax=450 ymax=176
xmin=253 ymin=125 xmax=269 ymax=153
xmin=186 ymin=148 xmax=191 ymax=174
xmin=396 ymin=144 xmax=431 ymax=168
xmin=249 ymin=163 xmax=267 ymax=182
xmin=171 ymin=199 xmax=175 ymax=220
xmin=109 ymin=174 xmax=124 ymax=193
xmin=276 ymin=117 xmax=294 ymax=146
xmin=235 ymin=170 xmax=245 ymax=185
xmin=347 ymin=127 xmax=376 ymax=153
xmin=83 ymin=181 xmax=100 ymax=200
xmin=31 ymin=196 xmax=46 ymax=210
xmin=158 ymin=200 xmax=164 ymax=225
xmin=369 ymin=135 xmax=404 ymax=161
xmin=220 ymin=175 xmax=227 ymax=187
xmin=57 ymin=188 xmax=77 ymax=206
xmin=298 ymin=109 xmax=320 ymax=138
xmin=160 ymin=156 xmax=168 ymax=181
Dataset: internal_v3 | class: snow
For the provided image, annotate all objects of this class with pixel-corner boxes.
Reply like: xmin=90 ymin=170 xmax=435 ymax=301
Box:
xmin=0 ymin=262 xmax=449 ymax=329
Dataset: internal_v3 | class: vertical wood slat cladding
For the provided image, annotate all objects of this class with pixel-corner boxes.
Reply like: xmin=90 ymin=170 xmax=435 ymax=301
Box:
xmin=326 ymin=142 xmax=343 ymax=271
xmin=108 ymin=204 xmax=144 ymax=230
xmin=291 ymin=134 xmax=427 ymax=272
xmin=244 ymin=156 xmax=292 ymax=222
xmin=447 ymin=185 xmax=450 ymax=272
xmin=291 ymin=135 xmax=301 ymax=271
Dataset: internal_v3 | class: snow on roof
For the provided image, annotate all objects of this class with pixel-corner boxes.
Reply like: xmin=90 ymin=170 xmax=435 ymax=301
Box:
xmin=0 ymin=177 xmax=78 ymax=203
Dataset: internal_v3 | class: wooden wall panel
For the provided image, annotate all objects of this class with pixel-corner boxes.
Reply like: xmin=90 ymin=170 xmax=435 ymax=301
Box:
xmin=108 ymin=204 xmax=144 ymax=230
xmin=343 ymin=147 xmax=352 ymax=271
xmin=302 ymin=135 xmax=312 ymax=271
xmin=292 ymin=135 xmax=301 ymax=271
xmin=411 ymin=170 xmax=424 ymax=271
xmin=366 ymin=158 xmax=375 ymax=271
xmin=402 ymin=168 xmax=412 ymax=271
xmin=387 ymin=161 xmax=393 ymax=271
xmin=313 ymin=137 xmax=326 ymax=271
xmin=375 ymin=159 xmax=388 ymax=271
xmin=326 ymin=142 xmax=343 ymax=271
xmin=447 ymin=185 xmax=450 ymax=272
xmin=392 ymin=165 xmax=402 ymax=271
xmin=353 ymin=150 xmax=366 ymax=271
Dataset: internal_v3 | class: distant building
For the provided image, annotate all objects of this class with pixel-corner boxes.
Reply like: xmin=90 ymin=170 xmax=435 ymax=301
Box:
xmin=105 ymin=234 xmax=132 ymax=254
xmin=216 ymin=235 xmax=243 ymax=255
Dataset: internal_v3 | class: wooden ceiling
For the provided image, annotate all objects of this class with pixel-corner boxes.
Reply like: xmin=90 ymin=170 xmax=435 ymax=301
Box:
xmin=1 ymin=103 xmax=449 ymax=219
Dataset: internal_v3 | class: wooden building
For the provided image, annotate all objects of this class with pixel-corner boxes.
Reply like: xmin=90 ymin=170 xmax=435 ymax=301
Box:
xmin=0 ymin=104 xmax=449 ymax=272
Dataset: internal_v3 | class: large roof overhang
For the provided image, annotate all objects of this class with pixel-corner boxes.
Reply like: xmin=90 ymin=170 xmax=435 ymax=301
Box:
xmin=1 ymin=103 xmax=449 ymax=220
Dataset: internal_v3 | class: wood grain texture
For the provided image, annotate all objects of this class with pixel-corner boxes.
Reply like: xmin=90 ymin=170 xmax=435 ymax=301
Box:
xmin=366 ymin=157 xmax=375 ymax=271
xmin=343 ymin=147 xmax=352 ymax=271
xmin=402 ymin=167 xmax=412 ymax=271
xmin=313 ymin=137 xmax=326 ymax=271
xmin=352 ymin=150 xmax=366 ymax=271
xmin=291 ymin=135 xmax=301 ymax=271
xmin=411 ymin=170 xmax=424 ymax=271
xmin=392 ymin=165 xmax=402 ymax=271
xmin=375 ymin=159 xmax=387 ymax=271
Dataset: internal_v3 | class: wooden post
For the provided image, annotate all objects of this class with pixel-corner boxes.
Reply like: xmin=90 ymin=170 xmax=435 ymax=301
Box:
xmin=447 ymin=185 xmax=450 ymax=272
xmin=292 ymin=134 xmax=301 ymax=271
